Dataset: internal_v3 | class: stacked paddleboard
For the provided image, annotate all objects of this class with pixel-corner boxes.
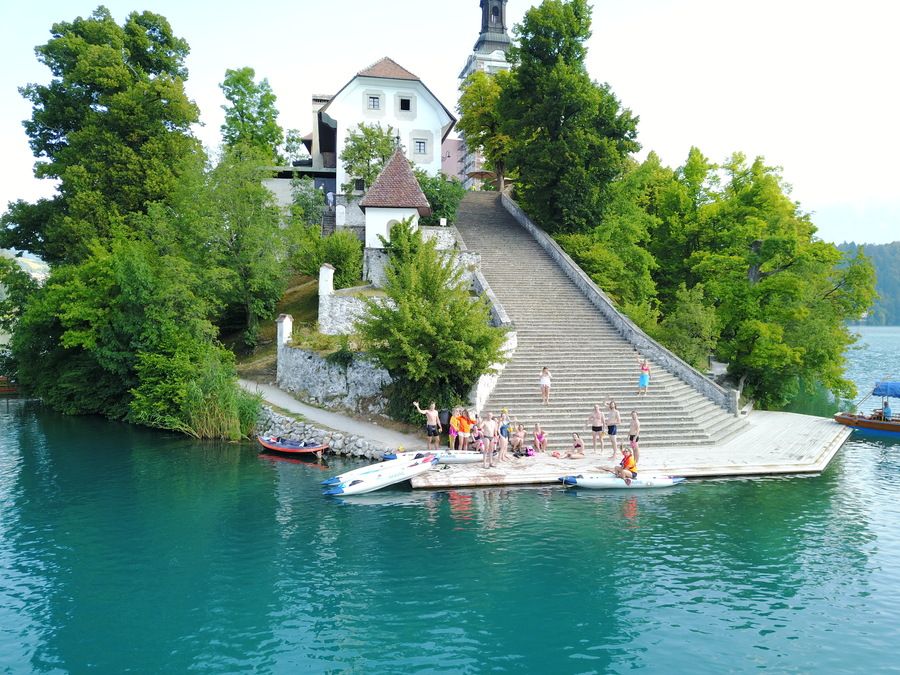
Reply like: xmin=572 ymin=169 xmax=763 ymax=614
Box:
xmin=322 ymin=453 xmax=438 ymax=495
xmin=558 ymin=474 xmax=685 ymax=489
xmin=382 ymin=449 xmax=483 ymax=464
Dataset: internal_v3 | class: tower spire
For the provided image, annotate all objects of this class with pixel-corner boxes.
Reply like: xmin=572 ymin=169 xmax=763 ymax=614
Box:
xmin=474 ymin=0 xmax=511 ymax=54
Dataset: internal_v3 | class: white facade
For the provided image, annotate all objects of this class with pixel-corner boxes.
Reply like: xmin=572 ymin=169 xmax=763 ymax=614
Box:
xmin=318 ymin=69 xmax=455 ymax=192
xmin=364 ymin=207 xmax=420 ymax=249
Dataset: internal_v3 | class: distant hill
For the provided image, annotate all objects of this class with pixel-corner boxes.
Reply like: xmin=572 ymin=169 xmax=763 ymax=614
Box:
xmin=838 ymin=241 xmax=900 ymax=325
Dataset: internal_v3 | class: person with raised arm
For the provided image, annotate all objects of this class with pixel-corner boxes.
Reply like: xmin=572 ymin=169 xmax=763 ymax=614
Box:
xmin=413 ymin=401 xmax=442 ymax=452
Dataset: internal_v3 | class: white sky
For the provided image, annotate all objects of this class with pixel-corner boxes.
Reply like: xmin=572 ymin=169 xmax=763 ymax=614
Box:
xmin=1 ymin=0 xmax=898 ymax=244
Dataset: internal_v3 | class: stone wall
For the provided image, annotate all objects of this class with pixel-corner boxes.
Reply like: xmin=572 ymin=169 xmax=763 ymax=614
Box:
xmin=257 ymin=406 xmax=397 ymax=459
xmin=501 ymin=193 xmax=740 ymax=414
xmin=468 ymin=329 xmax=517 ymax=414
xmin=319 ymin=287 xmax=386 ymax=335
xmin=277 ymin=345 xmax=391 ymax=415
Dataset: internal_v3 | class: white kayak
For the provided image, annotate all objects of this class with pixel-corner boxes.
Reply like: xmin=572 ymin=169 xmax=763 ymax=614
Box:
xmin=382 ymin=449 xmax=484 ymax=464
xmin=321 ymin=451 xmax=433 ymax=487
xmin=323 ymin=454 xmax=438 ymax=495
xmin=558 ymin=473 xmax=686 ymax=489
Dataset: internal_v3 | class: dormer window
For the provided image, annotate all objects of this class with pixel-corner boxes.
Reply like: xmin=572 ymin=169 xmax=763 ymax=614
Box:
xmin=367 ymin=96 xmax=380 ymax=110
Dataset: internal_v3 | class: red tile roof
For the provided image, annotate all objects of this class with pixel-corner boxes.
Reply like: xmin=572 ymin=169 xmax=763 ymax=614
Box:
xmin=357 ymin=57 xmax=420 ymax=81
xmin=359 ymin=148 xmax=432 ymax=216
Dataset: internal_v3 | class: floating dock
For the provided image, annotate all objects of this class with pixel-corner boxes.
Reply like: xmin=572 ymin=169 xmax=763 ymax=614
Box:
xmin=411 ymin=411 xmax=851 ymax=489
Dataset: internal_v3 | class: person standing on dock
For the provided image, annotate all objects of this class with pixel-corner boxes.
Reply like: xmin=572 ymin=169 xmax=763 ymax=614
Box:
xmin=413 ymin=401 xmax=443 ymax=453
xmin=637 ymin=358 xmax=651 ymax=397
xmin=606 ymin=401 xmax=622 ymax=457
xmin=629 ymin=410 xmax=641 ymax=465
xmin=586 ymin=404 xmax=606 ymax=454
xmin=448 ymin=408 xmax=461 ymax=451
xmin=539 ymin=367 xmax=553 ymax=404
xmin=482 ymin=412 xmax=499 ymax=468
xmin=458 ymin=409 xmax=474 ymax=451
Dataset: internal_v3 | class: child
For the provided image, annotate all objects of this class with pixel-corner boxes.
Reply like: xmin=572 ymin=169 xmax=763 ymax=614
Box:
xmin=448 ymin=408 xmax=460 ymax=451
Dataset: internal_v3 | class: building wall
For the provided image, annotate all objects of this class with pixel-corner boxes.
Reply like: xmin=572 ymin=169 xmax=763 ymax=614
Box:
xmin=364 ymin=207 xmax=419 ymax=249
xmin=327 ymin=78 xmax=450 ymax=190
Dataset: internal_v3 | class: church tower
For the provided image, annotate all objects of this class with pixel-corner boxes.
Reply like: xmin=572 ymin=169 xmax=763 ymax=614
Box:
xmin=456 ymin=1 xmax=512 ymax=188
xmin=460 ymin=0 xmax=512 ymax=80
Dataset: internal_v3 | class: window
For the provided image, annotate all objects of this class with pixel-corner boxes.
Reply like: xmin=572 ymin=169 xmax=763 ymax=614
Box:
xmin=354 ymin=178 xmax=365 ymax=192
xmin=400 ymin=97 xmax=411 ymax=111
xmin=414 ymin=139 xmax=427 ymax=155
xmin=367 ymin=96 xmax=380 ymax=110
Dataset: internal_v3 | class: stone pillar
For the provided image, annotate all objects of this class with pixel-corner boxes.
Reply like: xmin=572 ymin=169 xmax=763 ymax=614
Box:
xmin=335 ymin=204 xmax=346 ymax=227
xmin=319 ymin=263 xmax=335 ymax=296
xmin=276 ymin=314 xmax=294 ymax=347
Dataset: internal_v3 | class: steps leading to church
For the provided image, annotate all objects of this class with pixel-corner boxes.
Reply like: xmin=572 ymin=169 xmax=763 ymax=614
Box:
xmin=456 ymin=191 xmax=747 ymax=450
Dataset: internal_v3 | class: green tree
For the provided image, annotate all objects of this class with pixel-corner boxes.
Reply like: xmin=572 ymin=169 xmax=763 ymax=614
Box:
xmin=413 ymin=169 xmax=466 ymax=225
xmin=457 ymin=70 xmax=513 ymax=190
xmin=220 ymin=66 xmax=284 ymax=160
xmin=357 ymin=220 xmax=507 ymax=422
xmin=499 ymin=0 xmax=640 ymax=232
xmin=1 ymin=6 xmax=201 ymax=264
xmin=687 ymin=154 xmax=876 ymax=405
xmin=656 ymin=284 xmax=720 ymax=370
xmin=339 ymin=122 xmax=396 ymax=196
xmin=838 ymin=241 xmax=900 ymax=325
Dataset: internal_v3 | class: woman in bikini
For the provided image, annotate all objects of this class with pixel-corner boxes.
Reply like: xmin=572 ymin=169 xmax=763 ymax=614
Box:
xmin=533 ymin=424 xmax=548 ymax=453
xmin=555 ymin=433 xmax=585 ymax=459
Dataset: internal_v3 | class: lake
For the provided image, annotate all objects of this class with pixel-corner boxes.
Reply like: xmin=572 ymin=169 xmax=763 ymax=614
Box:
xmin=2 ymin=326 xmax=900 ymax=673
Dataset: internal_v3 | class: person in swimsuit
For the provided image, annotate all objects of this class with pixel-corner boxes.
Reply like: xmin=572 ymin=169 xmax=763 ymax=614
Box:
xmin=586 ymin=403 xmax=606 ymax=454
xmin=458 ymin=409 xmax=474 ymax=452
xmin=637 ymin=358 xmax=651 ymax=396
xmin=606 ymin=401 xmax=621 ymax=457
xmin=413 ymin=401 xmax=442 ymax=452
xmin=614 ymin=447 xmax=638 ymax=482
xmin=533 ymin=424 xmax=548 ymax=453
xmin=539 ymin=367 xmax=552 ymax=404
xmin=497 ymin=412 xmax=511 ymax=462
xmin=481 ymin=413 xmax=498 ymax=468
xmin=558 ymin=433 xmax=585 ymax=459
xmin=510 ymin=424 xmax=526 ymax=453
xmin=448 ymin=408 xmax=460 ymax=451
xmin=628 ymin=410 xmax=641 ymax=465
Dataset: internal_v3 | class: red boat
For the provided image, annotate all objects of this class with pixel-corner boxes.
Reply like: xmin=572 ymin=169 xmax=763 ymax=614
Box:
xmin=257 ymin=435 xmax=329 ymax=456
xmin=0 ymin=376 xmax=17 ymax=395
xmin=835 ymin=381 xmax=899 ymax=436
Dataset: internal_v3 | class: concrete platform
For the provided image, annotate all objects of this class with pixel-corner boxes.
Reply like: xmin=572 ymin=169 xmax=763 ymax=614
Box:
xmin=411 ymin=411 xmax=851 ymax=489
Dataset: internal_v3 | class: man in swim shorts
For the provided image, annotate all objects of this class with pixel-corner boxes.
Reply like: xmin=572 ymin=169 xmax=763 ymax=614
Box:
xmin=606 ymin=401 xmax=621 ymax=458
xmin=586 ymin=404 xmax=606 ymax=454
xmin=413 ymin=401 xmax=443 ymax=452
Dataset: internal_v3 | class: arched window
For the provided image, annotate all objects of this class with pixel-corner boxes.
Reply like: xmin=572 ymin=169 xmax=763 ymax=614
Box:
xmin=491 ymin=6 xmax=499 ymax=24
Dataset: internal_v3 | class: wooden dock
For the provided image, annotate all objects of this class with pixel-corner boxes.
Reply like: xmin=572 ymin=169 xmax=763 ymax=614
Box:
xmin=411 ymin=411 xmax=851 ymax=489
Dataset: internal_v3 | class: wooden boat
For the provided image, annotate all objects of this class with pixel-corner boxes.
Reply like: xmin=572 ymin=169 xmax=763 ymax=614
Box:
xmin=0 ymin=376 xmax=18 ymax=395
xmin=257 ymin=435 xmax=328 ymax=456
xmin=322 ymin=453 xmax=438 ymax=496
xmin=835 ymin=381 xmax=900 ymax=435
xmin=558 ymin=474 xmax=686 ymax=489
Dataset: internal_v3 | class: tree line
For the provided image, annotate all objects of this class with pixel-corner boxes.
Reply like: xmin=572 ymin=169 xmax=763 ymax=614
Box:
xmin=838 ymin=241 xmax=900 ymax=326
xmin=458 ymin=0 xmax=876 ymax=407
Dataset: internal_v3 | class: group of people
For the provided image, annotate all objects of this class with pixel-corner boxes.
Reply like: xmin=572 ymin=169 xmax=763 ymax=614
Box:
xmin=413 ymin=399 xmax=643 ymax=479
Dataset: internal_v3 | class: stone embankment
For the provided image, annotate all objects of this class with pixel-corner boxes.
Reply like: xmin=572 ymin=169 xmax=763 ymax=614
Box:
xmin=256 ymin=405 xmax=398 ymax=459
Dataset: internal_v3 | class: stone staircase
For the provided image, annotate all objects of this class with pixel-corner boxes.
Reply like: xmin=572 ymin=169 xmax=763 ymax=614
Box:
xmin=455 ymin=192 xmax=747 ymax=450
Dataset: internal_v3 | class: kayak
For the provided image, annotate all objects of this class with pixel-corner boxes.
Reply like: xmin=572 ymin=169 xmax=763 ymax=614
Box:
xmin=323 ymin=453 xmax=438 ymax=496
xmin=382 ymin=449 xmax=483 ymax=464
xmin=322 ymin=451 xmax=433 ymax=487
xmin=257 ymin=435 xmax=328 ymax=455
xmin=558 ymin=474 xmax=686 ymax=489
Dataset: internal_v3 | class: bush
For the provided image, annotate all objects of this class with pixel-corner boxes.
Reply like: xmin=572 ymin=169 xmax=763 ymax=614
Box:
xmin=322 ymin=231 xmax=363 ymax=288
xmin=357 ymin=219 xmax=507 ymax=423
xmin=414 ymin=170 xmax=466 ymax=226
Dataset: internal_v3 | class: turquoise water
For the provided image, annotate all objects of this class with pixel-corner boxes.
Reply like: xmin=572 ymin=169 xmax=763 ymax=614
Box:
xmin=2 ymin=328 xmax=900 ymax=673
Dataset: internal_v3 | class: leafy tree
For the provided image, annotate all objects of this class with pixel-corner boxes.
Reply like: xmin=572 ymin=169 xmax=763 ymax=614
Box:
xmin=457 ymin=70 xmax=513 ymax=190
xmin=291 ymin=227 xmax=362 ymax=290
xmin=656 ymin=284 xmax=720 ymax=370
xmin=219 ymin=66 xmax=284 ymax=160
xmin=339 ymin=122 xmax=396 ymax=196
xmin=357 ymin=220 xmax=507 ymax=422
xmin=1 ymin=6 xmax=201 ymax=264
xmin=413 ymin=169 xmax=466 ymax=225
xmin=686 ymin=154 xmax=876 ymax=405
xmin=499 ymin=0 xmax=640 ymax=232
xmin=290 ymin=176 xmax=325 ymax=226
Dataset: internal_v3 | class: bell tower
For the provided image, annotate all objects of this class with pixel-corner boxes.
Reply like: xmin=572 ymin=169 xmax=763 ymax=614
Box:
xmin=474 ymin=0 xmax=511 ymax=54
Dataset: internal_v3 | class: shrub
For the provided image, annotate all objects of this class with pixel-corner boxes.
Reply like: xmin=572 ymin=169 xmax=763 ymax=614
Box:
xmin=414 ymin=169 xmax=466 ymax=226
xmin=322 ymin=231 xmax=363 ymax=288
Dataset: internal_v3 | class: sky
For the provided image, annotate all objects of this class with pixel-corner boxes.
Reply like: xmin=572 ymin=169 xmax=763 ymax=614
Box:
xmin=1 ymin=0 xmax=898 ymax=245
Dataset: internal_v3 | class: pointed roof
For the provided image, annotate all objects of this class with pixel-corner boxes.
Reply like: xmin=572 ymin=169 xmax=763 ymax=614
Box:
xmin=359 ymin=148 xmax=432 ymax=216
xmin=357 ymin=57 xmax=420 ymax=81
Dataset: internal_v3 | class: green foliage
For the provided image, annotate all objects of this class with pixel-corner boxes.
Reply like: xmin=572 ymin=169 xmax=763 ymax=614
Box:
xmin=1 ymin=6 xmax=201 ymax=264
xmin=657 ymin=284 xmax=720 ymax=370
xmin=290 ymin=177 xmax=325 ymax=226
xmin=0 ymin=257 xmax=39 ymax=334
xmin=323 ymin=231 xmax=363 ymax=289
xmin=357 ymin=220 xmax=507 ymax=423
xmin=339 ymin=122 xmax=396 ymax=195
xmin=838 ymin=241 xmax=900 ymax=325
xmin=414 ymin=169 xmax=466 ymax=225
xmin=457 ymin=70 xmax=513 ymax=189
xmin=220 ymin=66 xmax=284 ymax=160
xmin=499 ymin=0 xmax=640 ymax=233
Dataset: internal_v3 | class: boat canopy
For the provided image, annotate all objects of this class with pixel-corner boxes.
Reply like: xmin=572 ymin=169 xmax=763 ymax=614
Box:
xmin=873 ymin=382 xmax=900 ymax=398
